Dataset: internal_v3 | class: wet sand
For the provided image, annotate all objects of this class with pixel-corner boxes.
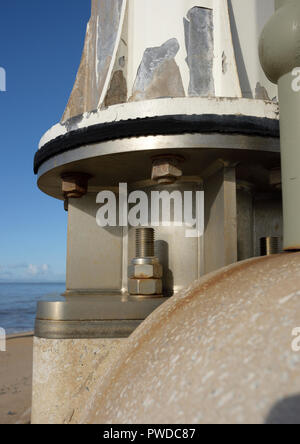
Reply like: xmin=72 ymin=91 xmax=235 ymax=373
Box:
xmin=0 ymin=332 xmax=33 ymax=424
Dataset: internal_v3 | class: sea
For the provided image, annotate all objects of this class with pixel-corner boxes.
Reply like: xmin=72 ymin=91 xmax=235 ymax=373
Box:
xmin=0 ymin=283 xmax=65 ymax=334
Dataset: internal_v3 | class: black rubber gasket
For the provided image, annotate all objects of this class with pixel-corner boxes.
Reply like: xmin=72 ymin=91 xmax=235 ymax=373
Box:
xmin=34 ymin=114 xmax=280 ymax=174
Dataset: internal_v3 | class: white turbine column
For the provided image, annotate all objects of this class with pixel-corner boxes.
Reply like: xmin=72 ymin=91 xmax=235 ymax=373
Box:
xmin=126 ymin=0 xmax=214 ymax=98
xmin=108 ymin=0 xmax=277 ymax=103
xmin=61 ymin=0 xmax=277 ymax=123
xmin=229 ymin=0 xmax=277 ymax=100
xmin=126 ymin=0 xmax=242 ymax=100
xmin=62 ymin=0 xmax=127 ymax=121
xmin=212 ymin=0 xmax=242 ymax=97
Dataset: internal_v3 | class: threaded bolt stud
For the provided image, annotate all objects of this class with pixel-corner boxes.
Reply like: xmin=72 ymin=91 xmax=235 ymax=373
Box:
xmin=136 ymin=228 xmax=155 ymax=258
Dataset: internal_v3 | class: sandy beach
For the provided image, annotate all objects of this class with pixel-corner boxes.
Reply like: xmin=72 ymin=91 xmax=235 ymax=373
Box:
xmin=0 ymin=332 xmax=33 ymax=424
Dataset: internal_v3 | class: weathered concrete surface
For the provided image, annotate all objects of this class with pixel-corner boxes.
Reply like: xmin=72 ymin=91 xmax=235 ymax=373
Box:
xmin=31 ymin=338 xmax=124 ymax=424
xmin=0 ymin=333 xmax=33 ymax=425
xmin=62 ymin=0 xmax=124 ymax=121
xmin=130 ymin=38 xmax=185 ymax=101
xmin=184 ymin=7 xmax=215 ymax=96
xmin=78 ymin=253 xmax=300 ymax=424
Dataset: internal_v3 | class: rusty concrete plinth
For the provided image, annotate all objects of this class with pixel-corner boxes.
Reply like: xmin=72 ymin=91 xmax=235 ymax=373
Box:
xmin=75 ymin=253 xmax=300 ymax=425
xmin=31 ymin=338 xmax=124 ymax=424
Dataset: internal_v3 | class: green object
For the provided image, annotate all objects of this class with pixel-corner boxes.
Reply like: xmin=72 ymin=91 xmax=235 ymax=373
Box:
xmin=259 ymin=0 xmax=300 ymax=250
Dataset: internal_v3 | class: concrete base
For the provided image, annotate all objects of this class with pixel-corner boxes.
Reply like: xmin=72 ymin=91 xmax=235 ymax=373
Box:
xmin=31 ymin=337 xmax=124 ymax=424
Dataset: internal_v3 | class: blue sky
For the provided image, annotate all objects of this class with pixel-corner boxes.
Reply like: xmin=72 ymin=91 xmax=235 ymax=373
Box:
xmin=0 ymin=1 xmax=90 ymax=282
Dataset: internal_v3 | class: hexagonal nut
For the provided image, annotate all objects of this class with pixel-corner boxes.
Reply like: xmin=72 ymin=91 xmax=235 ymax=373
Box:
xmin=151 ymin=158 xmax=183 ymax=184
xmin=128 ymin=263 xmax=163 ymax=279
xmin=128 ymin=279 xmax=162 ymax=295
xmin=61 ymin=173 xmax=90 ymax=198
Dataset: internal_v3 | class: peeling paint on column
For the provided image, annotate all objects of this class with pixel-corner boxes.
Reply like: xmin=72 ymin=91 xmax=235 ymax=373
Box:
xmin=62 ymin=0 xmax=124 ymax=122
xmin=255 ymin=82 xmax=270 ymax=101
xmin=119 ymin=56 xmax=125 ymax=68
xmin=130 ymin=38 xmax=185 ymax=102
xmin=184 ymin=7 xmax=215 ymax=97
xmin=103 ymin=4 xmax=129 ymax=108
xmin=95 ymin=0 xmax=123 ymax=92
xmin=104 ymin=70 xmax=127 ymax=106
